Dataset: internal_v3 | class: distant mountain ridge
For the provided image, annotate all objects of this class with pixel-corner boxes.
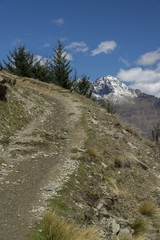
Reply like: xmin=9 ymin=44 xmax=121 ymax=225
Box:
xmin=92 ymin=75 xmax=160 ymax=138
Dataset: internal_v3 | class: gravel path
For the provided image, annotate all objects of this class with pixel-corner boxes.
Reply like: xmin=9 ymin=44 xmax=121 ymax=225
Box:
xmin=0 ymin=81 xmax=85 ymax=240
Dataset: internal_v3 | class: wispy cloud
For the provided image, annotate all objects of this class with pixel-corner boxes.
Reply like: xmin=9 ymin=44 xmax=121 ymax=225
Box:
xmin=60 ymin=37 xmax=68 ymax=42
xmin=66 ymin=41 xmax=89 ymax=53
xmin=91 ymin=41 xmax=117 ymax=56
xmin=118 ymin=57 xmax=130 ymax=67
xmin=117 ymin=64 xmax=160 ymax=97
xmin=51 ymin=18 xmax=64 ymax=25
xmin=137 ymin=48 xmax=160 ymax=66
xmin=12 ymin=38 xmax=22 ymax=46
xmin=43 ymin=43 xmax=51 ymax=48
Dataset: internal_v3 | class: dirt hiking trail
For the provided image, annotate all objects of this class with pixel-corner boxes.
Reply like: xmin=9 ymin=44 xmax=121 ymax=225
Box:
xmin=0 ymin=78 xmax=85 ymax=240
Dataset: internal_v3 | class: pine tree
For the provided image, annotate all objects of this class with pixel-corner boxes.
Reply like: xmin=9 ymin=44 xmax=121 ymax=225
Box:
xmin=0 ymin=62 xmax=2 ymax=71
xmin=31 ymin=57 xmax=53 ymax=83
xmin=3 ymin=43 xmax=34 ymax=77
xmin=152 ymin=121 xmax=160 ymax=144
xmin=74 ymin=74 xmax=92 ymax=98
xmin=52 ymin=40 xmax=72 ymax=89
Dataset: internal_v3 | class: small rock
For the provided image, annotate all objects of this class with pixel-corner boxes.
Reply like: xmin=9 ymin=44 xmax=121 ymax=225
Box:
xmin=116 ymin=132 xmax=124 ymax=138
xmin=100 ymin=207 xmax=108 ymax=216
xmin=44 ymin=185 xmax=55 ymax=191
xmin=8 ymin=165 xmax=14 ymax=169
xmin=97 ymin=202 xmax=104 ymax=210
xmin=127 ymin=142 xmax=137 ymax=149
xmin=119 ymin=228 xmax=132 ymax=238
xmin=101 ymin=162 xmax=107 ymax=168
xmin=111 ymin=218 xmax=120 ymax=235
xmin=122 ymin=129 xmax=128 ymax=135
xmin=2 ymin=163 xmax=7 ymax=167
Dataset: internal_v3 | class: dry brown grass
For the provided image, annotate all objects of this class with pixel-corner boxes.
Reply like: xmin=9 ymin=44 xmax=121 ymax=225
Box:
xmin=131 ymin=216 xmax=149 ymax=235
xmin=43 ymin=212 xmax=103 ymax=240
xmin=105 ymin=177 xmax=120 ymax=196
xmin=138 ymin=201 xmax=157 ymax=216
xmin=114 ymin=155 xmax=131 ymax=168
xmin=87 ymin=146 xmax=99 ymax=157
xmin=119 ymin=235 xmax=146 ymax=240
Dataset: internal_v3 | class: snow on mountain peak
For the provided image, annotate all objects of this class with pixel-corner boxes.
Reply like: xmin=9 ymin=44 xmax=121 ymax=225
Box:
xmin=92 ymin=75 xmax=137 ymax=103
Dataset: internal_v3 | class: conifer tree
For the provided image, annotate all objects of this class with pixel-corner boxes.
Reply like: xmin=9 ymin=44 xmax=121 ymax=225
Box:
xmin=3 ymin=43 xmax=34 ymax=77
xmin=31 ymin=57 xmax=53 ymax=83
xmin=0 ymin=62 xmax=2 ymax=71
xmin=52 ymin=40 xmax=72 ymax=89
xmin=74 ymin=74 xmax=92 ymax=98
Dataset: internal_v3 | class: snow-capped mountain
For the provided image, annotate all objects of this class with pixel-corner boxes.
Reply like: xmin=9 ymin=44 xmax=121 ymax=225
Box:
xmin=92 ymin=75 xmax=160 ymax=138
xmin=92 ymin=75 xmax=137 ymax=103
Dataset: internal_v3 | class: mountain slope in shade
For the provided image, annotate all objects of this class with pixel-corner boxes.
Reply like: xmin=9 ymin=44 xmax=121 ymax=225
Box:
xmin=92 ymin=75 xmax=160 ymax=138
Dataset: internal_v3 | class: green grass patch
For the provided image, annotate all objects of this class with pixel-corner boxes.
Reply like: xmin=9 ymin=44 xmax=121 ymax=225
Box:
xmin=71 ymin=147 xmax=79 ymax=154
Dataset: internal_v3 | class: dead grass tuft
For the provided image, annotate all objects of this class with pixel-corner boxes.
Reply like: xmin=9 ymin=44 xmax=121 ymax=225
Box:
xmin=131 ymin=216 xmax=149 ymax=235
xmin=42 ymin=212 xmax=102 ymax=240
xmin=105 ymin=177 xmax=119 ymax=196
xmin=114 ymin=155 xmax=131 ymax=168
xmin=87 ymin=146 xmax=99 ymax=158
xmin=119 ymin=234 xmax=146 ymax=240
xmin=138 ymin=200 xmax=157 ymax=216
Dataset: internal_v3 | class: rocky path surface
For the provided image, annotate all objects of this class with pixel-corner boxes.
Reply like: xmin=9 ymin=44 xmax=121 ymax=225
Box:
xmin=0 ymin=81 xmax=85 ymax=240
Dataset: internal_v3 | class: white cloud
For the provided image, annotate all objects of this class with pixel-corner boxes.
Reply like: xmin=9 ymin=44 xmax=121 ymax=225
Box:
xmin=62 ymin=51 xmax=73 ymax=61
xmin=91 ymin=41 xmax=117 ymax=56
xmin=66 ymin=41 xmax=89 ymax=53
xmin=12 ymin=38 xmax=21 ymax=46
xmin=51 ymin=18 xmax=64 ymax=25
xmin=60 ymin=37 xmax=68 ymax=42
xmin=33 ymin=55 xmax=48 ymax=66
xmin=117 ymin=66 xmax=160 ymax=97
xmin=118 ymin=57 xmax=130 ymax=67
xmin=137 ymin=48 xmax=160 ymax=66
xmin=43 ymin=43 xmax=51 ymax=48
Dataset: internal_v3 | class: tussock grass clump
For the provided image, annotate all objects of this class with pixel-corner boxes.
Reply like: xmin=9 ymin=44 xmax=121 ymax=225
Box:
xmin=114 ymin=155 xmax=131 ymax=168
xmin=119 ymin=234 xmax=146 ymax=240
xmin=105 ymin=177 xmax=119 ymax=196
xmin=87 ymin=146 xmax=99 ymax=158
xmin=42 ymin=212 xmax=102 ymax=240
xmin=138 ymin=200 xmax=157 ymax=216
xmin=131 ymin=216 xmax=149 ymax=235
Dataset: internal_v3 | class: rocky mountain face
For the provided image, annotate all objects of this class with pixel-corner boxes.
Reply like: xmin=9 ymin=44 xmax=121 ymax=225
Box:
xmin=92 ymin=75 xmax=137 ymax=103
xmin=92 ymin=75 xmax=160 ymax=138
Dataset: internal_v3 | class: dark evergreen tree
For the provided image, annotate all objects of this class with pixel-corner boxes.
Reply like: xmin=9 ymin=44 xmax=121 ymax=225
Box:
xmin=152 ymin=121 xmax=160 ymax=144
xmin=3 ymin=43 xmax=34 ymax=77
xmin=0 ymin=62 xmax=3 ymax=71
xmin=74 ymin=74 xmax=92 ymax=98
xmin=31 ymin=57 xmax=53 ymax=83
xmin=52 ymin=40 xmax=72 ymax=89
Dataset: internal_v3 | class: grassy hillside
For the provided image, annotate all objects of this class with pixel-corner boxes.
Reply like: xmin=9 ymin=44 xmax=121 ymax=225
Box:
xmin=0 ymin=71 xmax=160 ymax=240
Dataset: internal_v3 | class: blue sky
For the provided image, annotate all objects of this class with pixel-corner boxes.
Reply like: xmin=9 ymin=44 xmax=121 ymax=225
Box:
xmin=1 ymin=0 xmax=160 ymax=96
